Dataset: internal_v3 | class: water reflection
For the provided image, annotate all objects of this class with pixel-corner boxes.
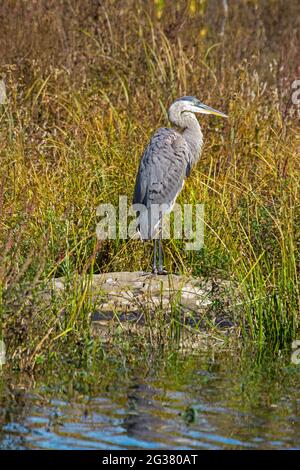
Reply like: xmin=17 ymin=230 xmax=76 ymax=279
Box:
xmin=1 ymin=351 xmax=300 ymax=449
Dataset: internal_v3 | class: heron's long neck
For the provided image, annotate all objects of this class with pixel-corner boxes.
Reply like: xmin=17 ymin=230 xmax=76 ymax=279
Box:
xmin=182 ymin=114 xmax=203 ymax=160
xmin=169 ymin=108 xmax=203 ymax=160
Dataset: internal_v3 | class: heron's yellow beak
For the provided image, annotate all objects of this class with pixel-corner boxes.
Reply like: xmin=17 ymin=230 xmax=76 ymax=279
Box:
xmin=196 ymin=102 xmax=227 ymax=118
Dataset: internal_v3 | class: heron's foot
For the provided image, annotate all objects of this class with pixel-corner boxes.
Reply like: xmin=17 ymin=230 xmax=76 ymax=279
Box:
xmin=157 ymin=267 xmax=168 ymax=275
xmin=152 ymin=267 xmax=168 ymax=275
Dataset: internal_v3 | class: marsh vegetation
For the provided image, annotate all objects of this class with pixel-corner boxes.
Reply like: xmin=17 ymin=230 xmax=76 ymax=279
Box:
xmin=0 ymin=0 xmax=299 ymax=370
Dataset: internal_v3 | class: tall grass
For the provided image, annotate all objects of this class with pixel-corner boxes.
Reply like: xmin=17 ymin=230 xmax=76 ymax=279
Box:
xmin=0 ymin=0 xmax=299 ymax=365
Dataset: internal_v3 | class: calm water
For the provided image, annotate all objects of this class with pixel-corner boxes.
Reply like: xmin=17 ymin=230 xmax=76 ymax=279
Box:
xmin=1 ymin=350 xmax=300 ymax=450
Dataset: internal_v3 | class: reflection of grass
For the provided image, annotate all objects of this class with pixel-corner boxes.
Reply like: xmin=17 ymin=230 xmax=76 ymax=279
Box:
xmin=0 ymin=0 xmax=299 ymax=367
xmin=2 ymin=345 xmax=299 ymax=424
xmin=2 ymin=346 xmax=299 ymax=449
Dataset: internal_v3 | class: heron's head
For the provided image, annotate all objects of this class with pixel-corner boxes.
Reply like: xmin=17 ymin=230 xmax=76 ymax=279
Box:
xmin=168 ymin=96 xmax=227 ymax=123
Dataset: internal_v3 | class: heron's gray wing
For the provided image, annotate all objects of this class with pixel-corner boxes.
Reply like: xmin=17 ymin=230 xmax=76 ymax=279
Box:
xmin=133 ymin=128 xmax=189 ymax=208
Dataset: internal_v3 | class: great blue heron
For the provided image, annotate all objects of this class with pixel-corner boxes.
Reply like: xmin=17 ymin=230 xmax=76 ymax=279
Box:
xmin=133 ymin=96 xmax=227 ymax=274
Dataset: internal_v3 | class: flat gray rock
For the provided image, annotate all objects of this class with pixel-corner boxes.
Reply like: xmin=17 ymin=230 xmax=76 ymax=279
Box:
xmin=50 ymin=272 xmax=237 ymax=344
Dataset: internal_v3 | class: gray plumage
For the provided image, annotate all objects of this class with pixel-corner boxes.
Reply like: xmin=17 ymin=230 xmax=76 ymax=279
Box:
xmin=133 ymin=128 xmax=195 ymax=227
xmin=132 ymin=96 xmax=227 ymax=274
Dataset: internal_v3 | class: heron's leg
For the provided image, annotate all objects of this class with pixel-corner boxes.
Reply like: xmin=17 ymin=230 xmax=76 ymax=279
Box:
xmin=158 ymin=219 xmax=167 ymax=275
xmin=152 ymin=238 xmax=158 ymax=274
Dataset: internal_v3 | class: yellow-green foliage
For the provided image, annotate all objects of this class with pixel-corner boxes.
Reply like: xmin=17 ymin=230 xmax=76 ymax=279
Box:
xmin=0 ymin=0 xmax=299 ymax=356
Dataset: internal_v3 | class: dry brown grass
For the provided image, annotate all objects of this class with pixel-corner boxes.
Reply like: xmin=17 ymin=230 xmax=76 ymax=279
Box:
xmin=0 ymin=0 xmax=299 ymax=364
